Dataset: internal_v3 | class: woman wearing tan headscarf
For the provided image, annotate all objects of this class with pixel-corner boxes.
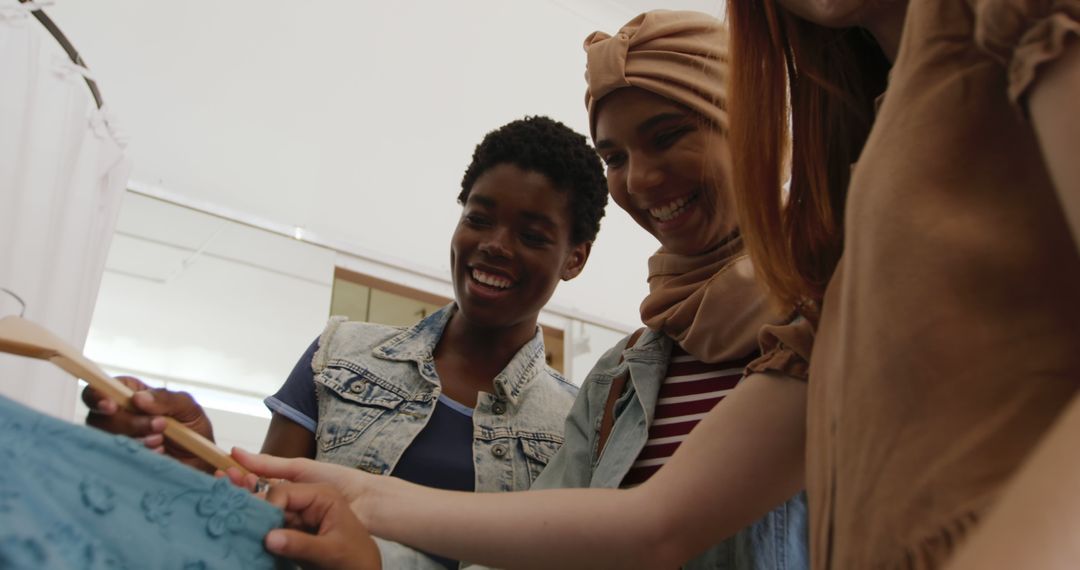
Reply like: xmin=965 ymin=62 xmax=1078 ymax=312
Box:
xmin=235 ymin=11 xmax=813 ymax=570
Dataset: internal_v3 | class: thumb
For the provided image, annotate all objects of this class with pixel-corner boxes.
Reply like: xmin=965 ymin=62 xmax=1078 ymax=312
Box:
xmin=265 ymin=528 xmax=337 ymax=567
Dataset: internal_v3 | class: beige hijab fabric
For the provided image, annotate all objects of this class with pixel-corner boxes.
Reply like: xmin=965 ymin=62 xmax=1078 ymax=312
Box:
xmin=641 ymin=236 xmax=785 ymax=363
xmin=585 ymin=10 xmax=784 ymax=362
xmin=583 ymin=10 xmax=730 ymax=136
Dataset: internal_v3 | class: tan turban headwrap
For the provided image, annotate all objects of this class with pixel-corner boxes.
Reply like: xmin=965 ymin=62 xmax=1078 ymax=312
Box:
xmin=585 ymin=11 xmax=787 ymax=363
xmin=583 ymin=10 xmax=729 ymax=137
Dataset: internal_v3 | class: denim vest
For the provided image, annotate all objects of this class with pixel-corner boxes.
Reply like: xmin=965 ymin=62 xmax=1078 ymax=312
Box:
xmin=532 ymin=329 xmax=810 ymax=570
xmin=312 ymin=304 xmax=578 ymax=493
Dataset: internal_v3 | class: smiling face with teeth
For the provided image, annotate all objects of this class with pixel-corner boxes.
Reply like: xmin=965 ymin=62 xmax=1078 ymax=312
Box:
xmin=594 ymin=88 xmax=737 ymax=256
xmin=450 ymin=163 xmax=590 ymax=332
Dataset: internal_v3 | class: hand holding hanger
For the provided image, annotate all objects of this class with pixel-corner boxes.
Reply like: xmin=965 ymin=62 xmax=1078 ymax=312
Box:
xmin=84 ymin=375 xmax=222 ymax=474
xmin=0 ymin=315 xmax=247 ymax=474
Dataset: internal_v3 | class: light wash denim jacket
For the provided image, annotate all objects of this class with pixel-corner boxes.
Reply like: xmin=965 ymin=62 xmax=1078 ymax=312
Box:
xmin=531 ymin=328 xmax=810 ymax=570
xmin=312 ymin=303 xmax=577 ymax=489
xmin=311 ymin=304 xmax=578 ymax=569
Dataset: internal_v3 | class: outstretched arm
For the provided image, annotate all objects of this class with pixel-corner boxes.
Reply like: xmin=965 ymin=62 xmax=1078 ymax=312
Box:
xmin=1030 ymin=37 xmax=1080 ymax=246
xmin=945 ymin=39 xmax=1080 ymax=570
xmin=944 ymin=394 xmax=1080 ymax=570
xmin=84 ymin=377 xmax=314 ymax=471
xmin=237 ymin=371 xmax=806 ymax=570
xmin=84 ymin=338 xmax=318 ymax=471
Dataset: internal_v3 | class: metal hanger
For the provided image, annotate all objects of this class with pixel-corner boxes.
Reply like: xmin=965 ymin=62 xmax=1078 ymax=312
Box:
xmin=16 ymin=0 xmax=104 ymax=108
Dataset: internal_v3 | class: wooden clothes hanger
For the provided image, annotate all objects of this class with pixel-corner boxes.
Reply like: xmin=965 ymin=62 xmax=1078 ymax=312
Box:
xmin=0 ymin=315 xmax=246 ymax=474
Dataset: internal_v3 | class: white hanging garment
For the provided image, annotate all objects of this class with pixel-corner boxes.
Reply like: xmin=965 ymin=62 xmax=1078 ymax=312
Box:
xmin=0 ymin=1 xmax=131 ymax=419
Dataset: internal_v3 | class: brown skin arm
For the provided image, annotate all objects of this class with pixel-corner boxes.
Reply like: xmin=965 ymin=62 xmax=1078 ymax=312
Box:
xmin=84 ymin=376 xmax=315 ymax=469
xmin=261 ymin=413 xmax=317 ymax=458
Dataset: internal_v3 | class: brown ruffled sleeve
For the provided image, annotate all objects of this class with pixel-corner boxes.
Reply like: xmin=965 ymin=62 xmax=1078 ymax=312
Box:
xmin=745 ymin=316 xmax=815 ymax=381
xmin=971 ymin=0 xmax=1080 ymax=110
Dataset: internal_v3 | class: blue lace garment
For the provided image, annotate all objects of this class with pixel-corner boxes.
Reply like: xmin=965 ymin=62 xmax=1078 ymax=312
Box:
xmin=0 ymin=394 xmax=288 ymax=569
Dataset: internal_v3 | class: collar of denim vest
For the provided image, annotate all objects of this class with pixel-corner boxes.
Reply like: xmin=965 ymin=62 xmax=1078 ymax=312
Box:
xmin=624 ymin=328 xmax=672 ymax=361
xmin=373 ymin=303 xmax=548 ymax=405
xmin=608 ymin=328 xmax=672 ymax=373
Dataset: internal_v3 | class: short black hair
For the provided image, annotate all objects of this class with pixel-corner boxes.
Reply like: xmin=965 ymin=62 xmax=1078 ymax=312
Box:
xmin=459 ymin=116 xmax=607 ymax=244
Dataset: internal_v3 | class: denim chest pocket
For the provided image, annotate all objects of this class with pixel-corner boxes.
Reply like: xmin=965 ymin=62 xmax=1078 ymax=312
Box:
xmin=315 ymin=366 xmax=408 ymax=452
xmin=519 ymin=437 xmax=563 ymax=481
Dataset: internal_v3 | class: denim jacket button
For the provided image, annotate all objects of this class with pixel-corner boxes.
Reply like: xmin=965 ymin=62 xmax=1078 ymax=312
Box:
xmin=492 ymin=401 xmax=507 ymax=415
xmin=349 ymin=383 xmax=363 ymax=393
xmin=491 ymin=444 xmax=507 ymax=458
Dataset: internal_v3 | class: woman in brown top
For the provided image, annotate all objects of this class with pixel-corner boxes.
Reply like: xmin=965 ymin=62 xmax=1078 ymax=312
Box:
xmin=727 ymin=0 xmax=1080 ymax=568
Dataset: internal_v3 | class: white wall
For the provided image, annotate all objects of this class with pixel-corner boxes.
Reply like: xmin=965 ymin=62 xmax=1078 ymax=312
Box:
xmin=46 ymin=0 xmax=725 ymax=333
xmin=84 ymin=192 xmax=336 ymax=398
xmin=34 ymin=1 xmax=728 ymax=443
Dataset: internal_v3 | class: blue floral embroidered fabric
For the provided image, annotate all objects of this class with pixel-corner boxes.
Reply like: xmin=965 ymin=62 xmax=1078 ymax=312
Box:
xmin=0 ymin=394 xmax=287 ymax=569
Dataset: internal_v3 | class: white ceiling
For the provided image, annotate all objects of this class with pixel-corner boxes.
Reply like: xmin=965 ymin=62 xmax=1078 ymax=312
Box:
xmin=46 ymin=0 xmax=726 ymax=331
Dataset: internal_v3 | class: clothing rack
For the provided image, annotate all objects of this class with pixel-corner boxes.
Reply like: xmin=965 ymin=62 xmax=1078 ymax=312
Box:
xmin=17 ymin=0 xmax=103 ymax=108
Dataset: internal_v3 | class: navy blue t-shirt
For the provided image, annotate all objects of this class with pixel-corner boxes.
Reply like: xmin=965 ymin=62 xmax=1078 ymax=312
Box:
xmin=265 ymin=338 xmax=474 ymax=569
xmin=264 ymin=339 xmax=322 ymax=433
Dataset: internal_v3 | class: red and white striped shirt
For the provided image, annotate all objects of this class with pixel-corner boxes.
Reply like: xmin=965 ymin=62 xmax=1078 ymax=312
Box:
xmin=620 ymin=345 xmax=756 ymax=487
